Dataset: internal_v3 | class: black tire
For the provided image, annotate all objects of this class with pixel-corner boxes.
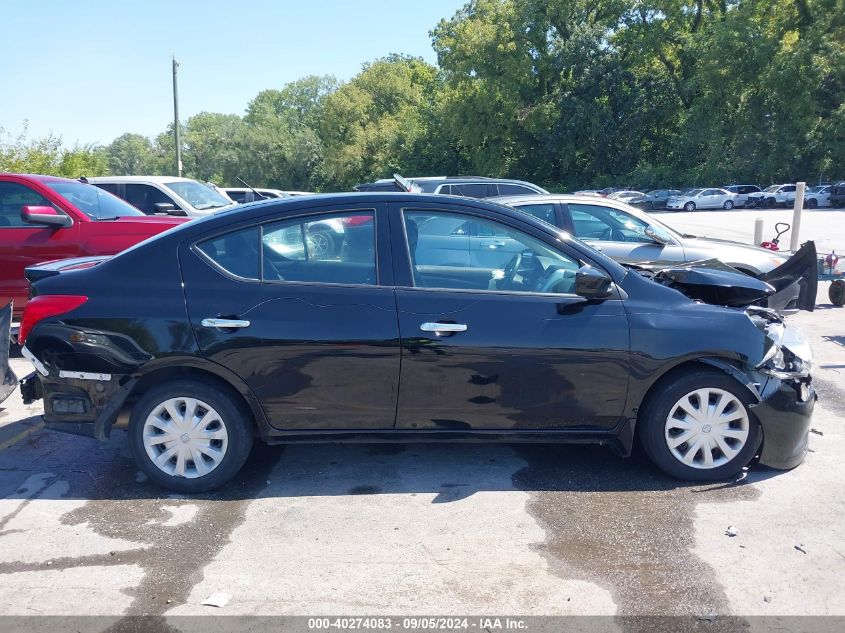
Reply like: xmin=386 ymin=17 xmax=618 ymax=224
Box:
xmin=638 ymin=369 xmax=762 ymax=481
xmin=128 ymin=379 xmax=254 ymax=493
xmin=723 ymin=200 xmax=734 ymax=210
xmin=807 ymin=198 xmax=818 ymax=209
xmin=767 ymin=197 xmax=777 ymax=208
xmin=830 ymin=280 xmax=845 ymax=307
xmin=683 ymin=201 xmax=696 ymax=212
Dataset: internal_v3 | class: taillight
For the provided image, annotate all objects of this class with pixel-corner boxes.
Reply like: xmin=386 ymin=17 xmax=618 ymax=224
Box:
xmin=19 ymin=295 xmax=88 ymax=345
xmin=342 ymin=215 xmax=373 ymax=227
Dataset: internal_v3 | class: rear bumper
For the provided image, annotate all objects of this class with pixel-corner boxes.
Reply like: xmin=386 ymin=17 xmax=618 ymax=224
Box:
xmin=752 ymin=377 xmax=816 ymax=470
xmin=20 ymin=357 xmax=136 ymax=442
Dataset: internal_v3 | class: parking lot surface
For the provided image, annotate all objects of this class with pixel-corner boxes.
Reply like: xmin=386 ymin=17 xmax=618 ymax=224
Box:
xmin=1 ymin=208 xmax=843 ymax=627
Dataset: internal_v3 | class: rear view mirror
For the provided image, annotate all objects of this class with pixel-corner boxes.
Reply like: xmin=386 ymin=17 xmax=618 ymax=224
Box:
xmin=575 ymin=266 xmax=613 ymax=299
xmin=21 ymin=205 xmax=72 ymax=228
xmin=645 ymin=225 xmax=672 ymax=245
xmin=153 ymin=202 xmax=185 ymax=216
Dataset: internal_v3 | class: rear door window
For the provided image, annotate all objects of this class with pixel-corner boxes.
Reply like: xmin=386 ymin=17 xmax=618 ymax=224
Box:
xmin=261 ymin=211 xmax=377 ymax=286
xmin=512 ymin=202 xmax=557 ymax=226
xmin=197 ymin=227 xmax=261 ymax=280
xmin=443 ymin=183 xmax=493 ymax=198
xmin=497 ymin=183 xmax=537 ymax=196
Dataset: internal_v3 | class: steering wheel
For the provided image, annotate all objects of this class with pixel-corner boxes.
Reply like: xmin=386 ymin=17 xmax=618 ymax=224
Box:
xmin=501 ymin=252 xmax=523 ymax=289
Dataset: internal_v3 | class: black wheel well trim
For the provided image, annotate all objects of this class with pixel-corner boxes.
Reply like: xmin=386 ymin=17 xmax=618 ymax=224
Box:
xmin=125 ymin=359 xmax=270 ymax=439
xmin=628 ymin=355 xmax=762 ymax=452
xmin=631 ymin=355 xmax=761 ymax=420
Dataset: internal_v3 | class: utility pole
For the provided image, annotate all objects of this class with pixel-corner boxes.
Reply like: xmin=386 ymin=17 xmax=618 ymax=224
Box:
xmin=172 ymin=56 xmax=182 ymax=177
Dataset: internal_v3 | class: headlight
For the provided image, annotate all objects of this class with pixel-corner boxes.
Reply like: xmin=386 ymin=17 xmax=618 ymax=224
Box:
xmin=757 ymin=323 xmax=813 ymax=378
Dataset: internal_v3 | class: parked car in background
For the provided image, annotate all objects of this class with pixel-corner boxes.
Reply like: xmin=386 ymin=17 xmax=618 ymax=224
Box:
xmin=572 ymin=190 xmax=602 ymax=197
xmin=829 ymin=182 xmax=845 ymax=208
xmin=223 ymin=188 xmax=313 ymax=203
xmin=608 ymin=190 xmax=645 ymax=203
xmin=493 ymin=193 xmax=816 ymax=313
xmin=666 ymin=188 xmax=739 ymax=211
xmin=354 ymin=176 xmax=548 ymax=198
xmin=88 ymin=176 xmax=236 ymax=218
xmin=0 ymin=173 xmax=188 ymax=320
xmin=629 ymin=190 xmax=683 ymax=210
xmin=747 ymin=184 xmax=796 ymax=208
xmin=18 ymin=192 xmax=815 ymax=492
xmin=722 ymin=185 xmax=762 ymax=208
xmin=786 ymin=185 xmax=832 ymax=209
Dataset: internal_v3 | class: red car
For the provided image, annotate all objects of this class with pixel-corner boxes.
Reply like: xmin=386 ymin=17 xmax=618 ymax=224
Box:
xmin=0 ymin=174 xmax=188 ymax=320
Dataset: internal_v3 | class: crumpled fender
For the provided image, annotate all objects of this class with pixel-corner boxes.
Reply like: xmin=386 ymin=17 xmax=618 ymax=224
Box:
xmin=1 ymin=302 xmax=17 ymax=405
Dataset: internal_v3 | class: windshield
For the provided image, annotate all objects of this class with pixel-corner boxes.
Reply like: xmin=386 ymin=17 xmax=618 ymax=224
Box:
xmin=764 ymin=185 xmax=780 ymax=192
xmin=45 ymin=181 xmax=145 ymax=220
xmin=687 ymin=189 xmax=703 ymax=196
xmin=164 ymin=181 xmax=232 ymax=210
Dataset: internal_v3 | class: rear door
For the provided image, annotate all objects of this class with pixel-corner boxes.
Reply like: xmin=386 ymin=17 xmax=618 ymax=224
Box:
xmin=0 ymin=179 xmax=80 ymax=317
xmin=561 ymin=201 xmax=685 ymax=265
xmin=179 ymin=203 xmax=400 ymax=430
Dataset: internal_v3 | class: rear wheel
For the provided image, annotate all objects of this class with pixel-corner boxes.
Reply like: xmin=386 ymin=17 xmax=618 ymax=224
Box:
xmin=129 ymin=380 xmax=254 ymax=493
xmin=639 ymin=369 xmax=761 ymax=481
xmin=308 ymin=229 xmax=337 ymax=260
xmin=723 ymin=200 xmax=734 ymax=210
xmin=683 ymin=202 xmax=696 ymax=212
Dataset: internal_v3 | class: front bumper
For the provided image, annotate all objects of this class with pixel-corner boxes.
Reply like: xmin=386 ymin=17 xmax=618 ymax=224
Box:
xmin=751 ymin=376 xmax=816 ymax=470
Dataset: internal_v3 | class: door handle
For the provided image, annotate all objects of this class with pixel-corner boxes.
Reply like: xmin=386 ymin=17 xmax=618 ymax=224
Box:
xmin=201 ymin=318 xmax=251 ymax=329
xmin=420 ymin=322 xmax=468 ymax=335
xmin=480 ymin=240 xmax=506 ymax=249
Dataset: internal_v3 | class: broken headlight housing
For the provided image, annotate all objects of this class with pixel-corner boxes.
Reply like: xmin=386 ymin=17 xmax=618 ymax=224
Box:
xmin=756 ymin=320 xmax=813 ymax=378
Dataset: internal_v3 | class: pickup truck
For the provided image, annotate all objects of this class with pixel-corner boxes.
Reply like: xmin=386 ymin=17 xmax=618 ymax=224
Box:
xmin=0 ymin=173 xmax=188 ymax=322
xmin=746 ymin=184 xmax=797 ymax=208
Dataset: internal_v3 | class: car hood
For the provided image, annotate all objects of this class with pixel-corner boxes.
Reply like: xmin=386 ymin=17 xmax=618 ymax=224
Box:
xmin=1 ymin=302 xmax=16 ymax=405
xmin=681 ymin=234 xmax=789 ymax=258
xmin=627 ymin=241 xmax=817 ymax=312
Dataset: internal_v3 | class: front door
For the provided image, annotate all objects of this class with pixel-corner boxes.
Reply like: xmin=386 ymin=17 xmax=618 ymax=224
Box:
xmin=180 ymin=205 xmax=400 ymax=430
xmin=0 ymin=180 xmax=79 ymax=318
xmin=562 ymin=202 xmax=686 ymax=266
xmin=391 ymin=204 xmax=630 ymax=431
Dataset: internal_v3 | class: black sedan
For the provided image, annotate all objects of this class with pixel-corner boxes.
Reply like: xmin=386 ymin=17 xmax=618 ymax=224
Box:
xmin=629 ymin=189 xmax=684 ymax=210
xmin=16 ymin=193 xmax=815 ymax=492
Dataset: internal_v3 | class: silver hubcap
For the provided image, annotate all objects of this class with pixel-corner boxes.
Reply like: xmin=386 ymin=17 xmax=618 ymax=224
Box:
xmin=142 ymin=397 xmax=228 ymax=479
xmin=665 ymin=388 xmax=749 ymax=469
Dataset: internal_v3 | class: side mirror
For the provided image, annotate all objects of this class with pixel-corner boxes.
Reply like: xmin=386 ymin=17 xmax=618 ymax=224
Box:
xmin=575 ymin=265 xmax=613 ymax=299
xmin=645 ymin=225 xmax=671 ymax=245
xmin=21 ymin=206 xmax=72 ymax=228
xmin=153 ymin=202 xmax=186 ymax=216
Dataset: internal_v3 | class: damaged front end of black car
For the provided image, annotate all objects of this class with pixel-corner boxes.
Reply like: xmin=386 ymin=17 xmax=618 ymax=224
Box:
xmin=626 ymin=242 xmax=818 ymax=469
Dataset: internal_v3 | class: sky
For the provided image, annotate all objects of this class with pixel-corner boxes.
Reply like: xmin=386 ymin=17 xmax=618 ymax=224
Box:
xmin=0 ymin=0 xmax=466 ymax=146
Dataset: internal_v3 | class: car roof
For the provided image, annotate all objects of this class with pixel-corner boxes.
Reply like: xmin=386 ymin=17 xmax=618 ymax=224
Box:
xmin=87 ymin=175 xmax=197 ymax=184
xmin=0 ymin=173 xmax=79 ymax=184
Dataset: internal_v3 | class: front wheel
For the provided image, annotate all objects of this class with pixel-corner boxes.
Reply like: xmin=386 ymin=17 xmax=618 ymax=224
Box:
xmin=129 ymin=379 xmax=254 ymax=493
xmin=830 ymin=280 xmax=845 ymax=307
xmin=638 ymin=370 xmax=762 ymax=481
xmin=683 ymin=202 xmax=696 ymax=212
